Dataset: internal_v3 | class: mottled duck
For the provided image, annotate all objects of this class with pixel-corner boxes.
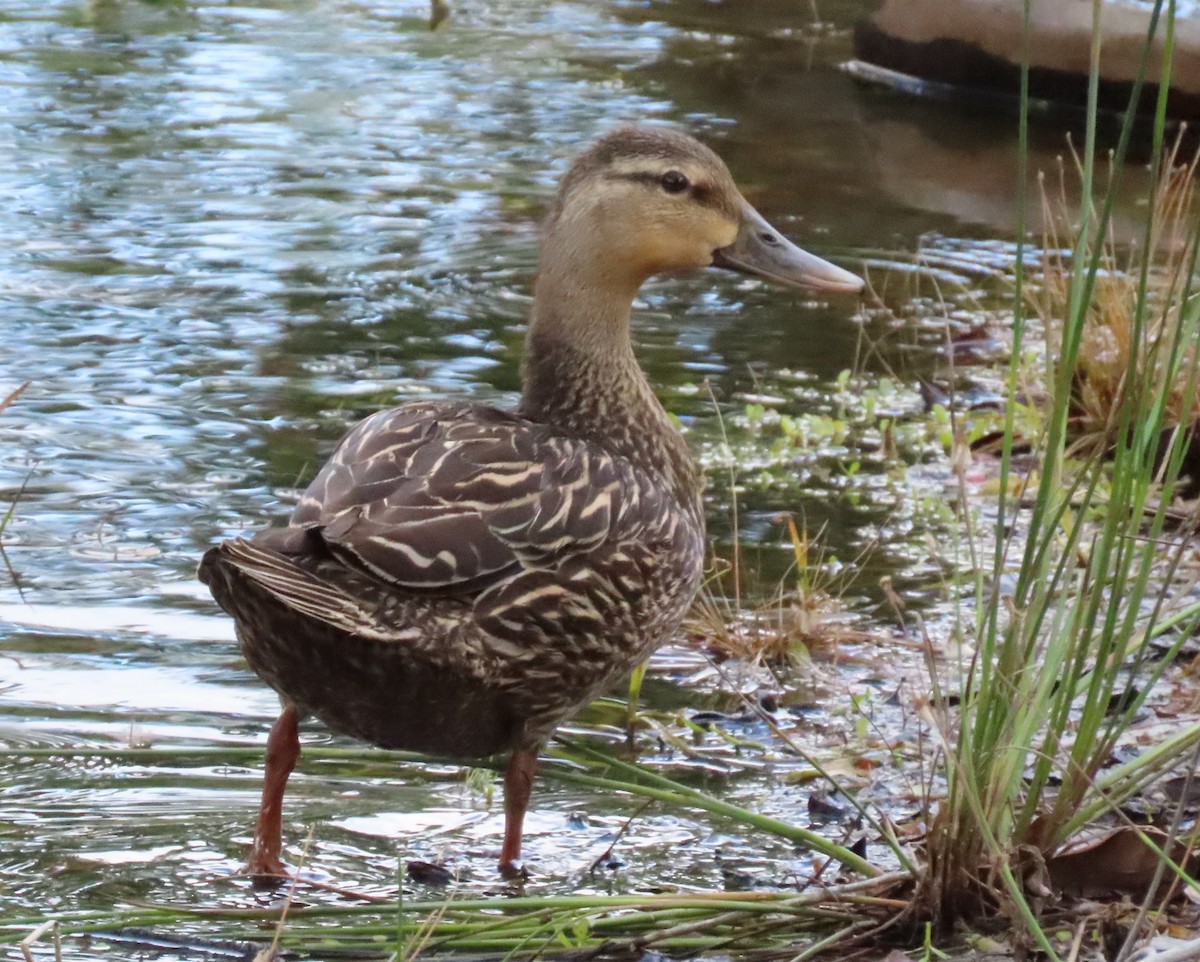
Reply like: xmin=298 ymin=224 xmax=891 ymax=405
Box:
xmin=200 ymin=125 xmax=863 ymax=881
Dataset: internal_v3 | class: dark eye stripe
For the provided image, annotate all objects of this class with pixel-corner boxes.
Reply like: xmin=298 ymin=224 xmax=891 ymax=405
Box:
xmin=611 ymin=171 xmax=666 ymax=189
xmin=609 ymin=171 xmax=726 ymax=211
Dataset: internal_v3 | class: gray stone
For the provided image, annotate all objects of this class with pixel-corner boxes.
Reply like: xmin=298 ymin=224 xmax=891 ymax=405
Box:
xmin=854 ymin=0 xmax=1200 ymax=119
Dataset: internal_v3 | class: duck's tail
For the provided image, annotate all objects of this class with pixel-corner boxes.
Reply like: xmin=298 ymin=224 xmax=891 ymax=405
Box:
xmin=199 ymin=536 xmax=392 ymax=640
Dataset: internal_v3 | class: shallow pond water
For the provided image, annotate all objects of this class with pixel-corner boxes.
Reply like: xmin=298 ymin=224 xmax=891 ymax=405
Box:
xmin=0 ymin=0 xmax=1169 ymax=955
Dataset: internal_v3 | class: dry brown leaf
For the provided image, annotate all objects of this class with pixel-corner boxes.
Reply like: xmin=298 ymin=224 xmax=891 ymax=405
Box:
xmin=1048 ymin=827 xmax=1185 ymax=897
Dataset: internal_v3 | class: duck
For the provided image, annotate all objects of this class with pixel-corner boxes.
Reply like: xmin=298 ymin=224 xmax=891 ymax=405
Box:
xmin=199 ymin=125 xmax=863 ymax=882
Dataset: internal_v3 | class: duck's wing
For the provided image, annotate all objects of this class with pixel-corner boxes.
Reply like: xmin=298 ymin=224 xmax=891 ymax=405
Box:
xmin=286 ymin=401 xmax=649 ymax=595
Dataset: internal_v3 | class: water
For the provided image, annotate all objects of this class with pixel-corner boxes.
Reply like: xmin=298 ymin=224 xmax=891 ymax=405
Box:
xmin=0 ymin=0 xmax=1151 ymax=953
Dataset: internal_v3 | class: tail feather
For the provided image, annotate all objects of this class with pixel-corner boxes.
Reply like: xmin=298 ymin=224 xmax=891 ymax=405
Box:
xmin=210 ymin=538 xmax=392 ymax=640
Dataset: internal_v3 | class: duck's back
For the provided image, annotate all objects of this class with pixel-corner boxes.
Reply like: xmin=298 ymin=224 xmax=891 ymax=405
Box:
xmin=200 ymin=398 xmax=705 ymax=756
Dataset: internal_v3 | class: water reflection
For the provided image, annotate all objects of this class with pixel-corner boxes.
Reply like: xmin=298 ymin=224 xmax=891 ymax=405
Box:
xmin=622 ymin=0 xmax=1160 ymax=245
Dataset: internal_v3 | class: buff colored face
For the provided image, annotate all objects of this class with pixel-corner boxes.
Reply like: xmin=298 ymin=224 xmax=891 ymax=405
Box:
xmin=555 ymin=142 xmax=863 ymax=295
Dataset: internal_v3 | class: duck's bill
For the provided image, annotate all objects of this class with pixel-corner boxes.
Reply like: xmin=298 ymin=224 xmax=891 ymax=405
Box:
xmin=711 ymin=201 xmax=863 ymax=295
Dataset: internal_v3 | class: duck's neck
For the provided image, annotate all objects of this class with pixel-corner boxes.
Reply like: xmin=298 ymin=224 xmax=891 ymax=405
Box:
xmin=517 ymin=266 xmax=700 ymax=514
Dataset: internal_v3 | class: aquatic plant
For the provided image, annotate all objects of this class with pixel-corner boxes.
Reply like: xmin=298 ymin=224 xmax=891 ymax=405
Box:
xmin=7 ymin=876 xmax=907 ymax=960
xmin=689 ymin=513 xmax=872 ymax=667
xmin=1030 ymin=135 xmax=1200 ymax=464
xmin=916 ymin=0 xmax=1200 ymax=947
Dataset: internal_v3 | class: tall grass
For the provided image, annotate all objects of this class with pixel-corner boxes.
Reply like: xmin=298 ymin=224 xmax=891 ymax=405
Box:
xmin=918 ymin=0 xmax=1200 ymax=940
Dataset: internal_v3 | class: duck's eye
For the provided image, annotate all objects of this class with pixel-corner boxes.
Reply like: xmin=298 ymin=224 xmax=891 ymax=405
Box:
xmin=660 ymin=170 xmax=689 ymax=194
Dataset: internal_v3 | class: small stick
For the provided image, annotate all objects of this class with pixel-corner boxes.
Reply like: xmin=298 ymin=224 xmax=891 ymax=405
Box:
xmin=20 ymin=919 xmax=58 ymax=962
xmin=585 ymin=799 xmax=654 ymax=877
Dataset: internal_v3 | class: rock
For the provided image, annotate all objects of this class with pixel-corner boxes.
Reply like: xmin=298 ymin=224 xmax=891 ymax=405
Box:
xmin=853 ymin=0 xmax=1200 ymax=120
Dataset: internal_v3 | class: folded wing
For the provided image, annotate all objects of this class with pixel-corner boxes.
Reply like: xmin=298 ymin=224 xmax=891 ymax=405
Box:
xmin=287 ymin=401 xmax=655 ymax=596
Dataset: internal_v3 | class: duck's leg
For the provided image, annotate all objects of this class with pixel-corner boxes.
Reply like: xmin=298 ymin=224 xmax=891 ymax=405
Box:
xmin=247 ymin=703 xmax=300 ymax=883
xmin=498 ymin=748 xmax=537 ymax=879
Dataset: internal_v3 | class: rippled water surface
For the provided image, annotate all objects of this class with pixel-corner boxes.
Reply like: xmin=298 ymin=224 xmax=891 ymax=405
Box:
xmin=0 ymin=0 xmax=1136 ymax=953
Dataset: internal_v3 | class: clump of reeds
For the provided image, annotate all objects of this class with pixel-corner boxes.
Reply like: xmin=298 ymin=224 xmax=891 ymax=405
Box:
xmin=1030 ymin=136 xmax=1200 ymax=467
xmin=916 ymin=25 xmax=1200 ymax=943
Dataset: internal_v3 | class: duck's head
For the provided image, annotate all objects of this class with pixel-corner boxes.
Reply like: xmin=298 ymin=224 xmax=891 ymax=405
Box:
xmin=542 ymin=125 xmax=863 ymax=297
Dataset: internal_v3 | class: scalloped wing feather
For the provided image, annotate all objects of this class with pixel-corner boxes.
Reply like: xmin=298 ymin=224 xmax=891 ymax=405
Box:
xmin=286 ymin=401 xmax=664 ymax=595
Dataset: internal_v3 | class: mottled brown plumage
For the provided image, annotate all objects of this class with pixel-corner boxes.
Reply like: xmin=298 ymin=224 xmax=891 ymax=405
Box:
xmin=199 ymin=125 xmax=862 ymax=881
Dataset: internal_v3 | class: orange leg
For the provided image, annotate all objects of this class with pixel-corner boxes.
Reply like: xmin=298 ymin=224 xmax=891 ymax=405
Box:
xmin=247 ymin=704 xmax=300 ymax=884
xmin=498 ymin=749 xmax=538 ymax=879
